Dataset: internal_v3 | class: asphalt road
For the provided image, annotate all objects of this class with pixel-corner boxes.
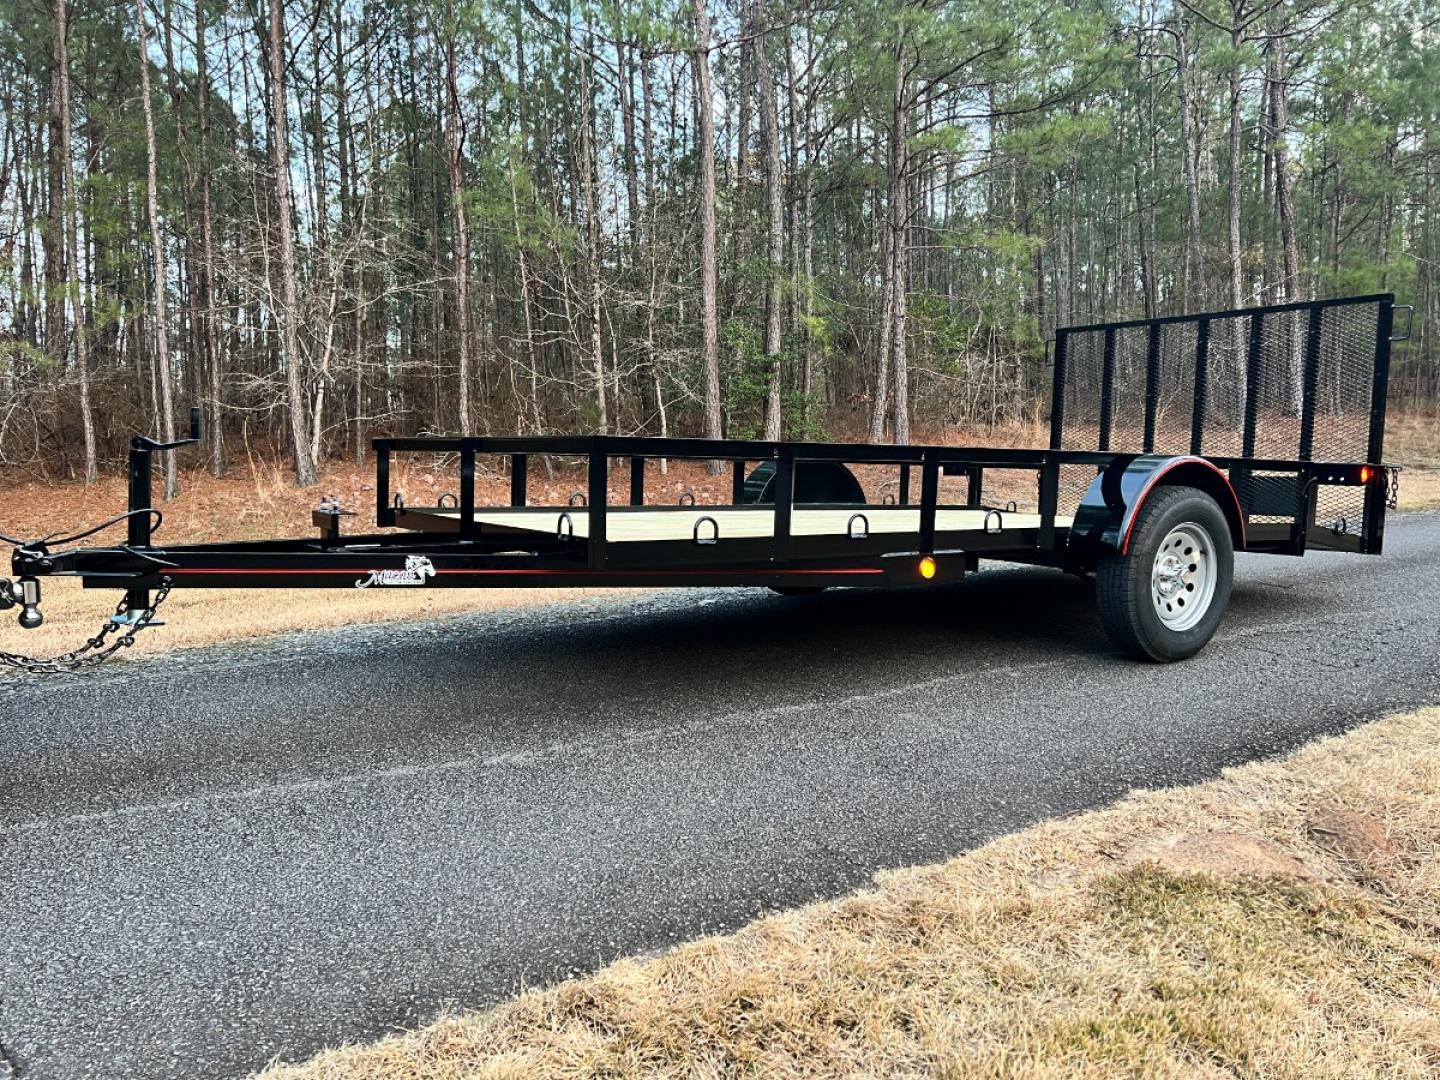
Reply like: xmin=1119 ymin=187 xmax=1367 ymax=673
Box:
xmin=3 ymin=509 xmax=1437 ymax=1079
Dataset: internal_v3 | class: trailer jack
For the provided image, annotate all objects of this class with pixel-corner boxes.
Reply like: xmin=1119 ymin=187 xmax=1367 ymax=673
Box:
xmin=0 ymin=409 xmax=202 ymax=672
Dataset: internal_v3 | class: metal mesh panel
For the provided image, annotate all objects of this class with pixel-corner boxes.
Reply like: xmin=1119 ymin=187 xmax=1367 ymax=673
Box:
xmin=1199 ymin=313 xmax=1247 ymax=457
xmin=1053 ymin=298 xmax=1384 ymax=473
xmin=1310 ymin=303 xmax=1380 ymax=458
xmin=1249 ymin=307 xmax=1307 ymax=459
xmin=1059 ymin=329 xmax=1104 ymax=451
xmin=1058 ymin=464 xmax=1097 ymax=517
xmin=1151 ymin=320 xmax=1198 ymax=454
xmin=1309 ymin=304 xmax=1382 ymax=532
xmin=1108 ymin=328 xmax=1149 ymax=451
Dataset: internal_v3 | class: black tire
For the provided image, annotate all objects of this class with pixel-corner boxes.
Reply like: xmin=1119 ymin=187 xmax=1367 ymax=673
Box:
xmin=769 ymin=586 xmax=827 ymax=598
xmin=1096 ymin=485 xmax=1234 ymax=662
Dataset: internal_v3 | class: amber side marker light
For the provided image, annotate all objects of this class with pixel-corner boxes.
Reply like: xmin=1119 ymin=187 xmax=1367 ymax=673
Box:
xmin=1359 ymin=465 xmax=1373 ymax=483
xmin=919 ymin=555 xmax=938 ymax=580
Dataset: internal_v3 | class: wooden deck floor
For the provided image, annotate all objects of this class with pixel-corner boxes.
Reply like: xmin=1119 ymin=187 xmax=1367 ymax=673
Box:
xmin=426 ymin=507 xmax=1074 ymax=542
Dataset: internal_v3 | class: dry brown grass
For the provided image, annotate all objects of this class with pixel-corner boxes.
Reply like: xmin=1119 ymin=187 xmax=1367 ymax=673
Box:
xmin=258 ymin=706 xmax=1440 ymax=1079
xmin=1386 ymin=412 xmax=1440 ymax=509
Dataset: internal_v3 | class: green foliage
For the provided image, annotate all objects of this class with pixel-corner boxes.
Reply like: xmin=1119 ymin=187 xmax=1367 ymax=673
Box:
xmin=0 ymin=0 xmax=1435 ymax=472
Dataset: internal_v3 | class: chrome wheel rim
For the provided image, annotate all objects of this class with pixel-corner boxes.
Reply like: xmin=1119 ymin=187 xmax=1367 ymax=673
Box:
xmin=1151 ymin=522 xmax=1216 ymax=632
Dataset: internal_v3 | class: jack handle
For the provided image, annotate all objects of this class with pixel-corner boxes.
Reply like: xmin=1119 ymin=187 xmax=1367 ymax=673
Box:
xmin=134 ymin=406 xmax=203 ymax=453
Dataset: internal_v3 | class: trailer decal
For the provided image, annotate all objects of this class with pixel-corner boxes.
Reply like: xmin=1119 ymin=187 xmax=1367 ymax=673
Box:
xmin=355 ymin=555 xmax=436 ymax=588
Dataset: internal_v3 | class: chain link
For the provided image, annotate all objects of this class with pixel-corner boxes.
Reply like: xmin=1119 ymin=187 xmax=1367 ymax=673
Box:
xmin=0 ymin=577 xmax=173 ymax=675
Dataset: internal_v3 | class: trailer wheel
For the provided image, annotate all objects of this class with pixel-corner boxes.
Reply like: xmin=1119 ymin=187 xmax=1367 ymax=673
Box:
xmin=1096 ymin=485 xmax=1233 ymax=662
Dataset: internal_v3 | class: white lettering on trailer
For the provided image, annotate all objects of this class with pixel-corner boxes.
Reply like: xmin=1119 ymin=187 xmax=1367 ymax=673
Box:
xmin=355 ymin=555 xmax=437 ymax=588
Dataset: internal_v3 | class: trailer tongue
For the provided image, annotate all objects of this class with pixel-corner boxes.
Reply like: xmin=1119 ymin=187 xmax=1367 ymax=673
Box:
xmin=2 ymin=293 xmax=1407 ymax=670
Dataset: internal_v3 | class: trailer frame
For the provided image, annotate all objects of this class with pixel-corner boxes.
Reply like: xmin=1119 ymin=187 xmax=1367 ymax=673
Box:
xmin=3 ymin=292 xmax=1408 ymax=663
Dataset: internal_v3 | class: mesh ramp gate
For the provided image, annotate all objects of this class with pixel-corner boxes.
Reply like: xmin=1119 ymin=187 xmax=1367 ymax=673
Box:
xmin=1050 ymin=294 xmax=1396 ymax=538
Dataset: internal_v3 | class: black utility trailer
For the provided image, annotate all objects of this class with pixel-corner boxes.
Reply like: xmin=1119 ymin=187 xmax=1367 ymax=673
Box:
xmin=1 ymin=293 xmax=1408 ymax=667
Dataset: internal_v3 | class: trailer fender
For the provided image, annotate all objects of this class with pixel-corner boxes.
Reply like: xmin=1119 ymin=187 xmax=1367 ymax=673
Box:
xmin=1068 ymin=455 xmax=1245 ymax=560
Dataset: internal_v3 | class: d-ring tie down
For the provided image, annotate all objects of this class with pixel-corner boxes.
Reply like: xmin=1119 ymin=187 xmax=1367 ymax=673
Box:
xmin=693 ymin=516 xmax=720 ymax=545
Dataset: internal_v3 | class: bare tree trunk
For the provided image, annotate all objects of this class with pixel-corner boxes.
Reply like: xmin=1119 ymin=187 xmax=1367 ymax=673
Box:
xmin=870 ymin=40 xmax=908 ymax=443
xmin=197 ymin=0 xmax=222 ymax=476
xmin=641 ymin=43 xmax=667 ymax=469
xmin=135 ymin=0 xmax=178 ymax=499
xmin=55 ymin=0 xmax=96 ymax=482
xmin=444 ymin=0 xmax=472 ymax=436
xmin=45 ymin=37 xmax=66 ymax=375
xmin=1175 ymin=12 xmax=1203 ymax=305
xmin=1226 ymin=6 xmax=1244 ymax=313
xmin=869 ymin=206 xmax=894 ymax=443
xmin=268 ymin=0 xmax=317 ymax=485
xmin=692 ymin=0 xmax=723 ymax=469
xmin=510 ymin=161 xmax=545 ymax=437
xmin=753 ymin=1 xmax=784 ymax=440
xmin=578 ymin=42 xmax=607 ymax=434
xmin=890 ymin=65 xmax=911 ymax=445
xmin=617 ymin=38 xmax=640 ymax=261
xmin=1225 ymin=4 xmax=1248 ymax=413
xmin=1267 ymin=26 xmax=1303 ymax=413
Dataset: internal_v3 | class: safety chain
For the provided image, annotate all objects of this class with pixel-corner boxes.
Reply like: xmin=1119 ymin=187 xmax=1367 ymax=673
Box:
xmin=1384 ymin=466 xmax=1400 ymax=511
xmin=0 ymin=577 xmax=173 ymax=675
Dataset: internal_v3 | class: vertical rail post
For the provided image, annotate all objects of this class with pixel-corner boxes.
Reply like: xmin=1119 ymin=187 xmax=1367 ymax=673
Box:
xmin=1097 ymin=327 xmax=1117 ymax=451
xmin=732 ymin=461 xmax=747 ymax=504
xmin=510 ymin=454 xmax=528 ymax=507
xmin=899 ymin=464 xmax=911 ymax=505
xmin=772 ymin=446 xmax=795 ymax=560
xmin=375 ymin=441 xmax=393 ymax=527
xmin=1048 ymin=330 xmax=1068 ymax=451
xmin=1232 ymin=310 xmax=1267 ymax=519
xmin=1240 ymin=312 xmax=1265 ymax=458
xmin=459 ymin=444 xmax=477 ymax=538
xmin=966 ymin=466 xmax=983 ymax=508
xmin=629 ymin=456 xmax=646 ymax=506
xmin=1189 ymin=318 xmax=1211 ymax=455
xmin=1298 ymin=304 xmax=1324 ymax=461
xmin=1142 ymin=322 xmax=1161 ymax=452
xmin=1365 ymin=298 xmax=1394 ymax=468
xmin=1362 ymin=298 xmax=1395 ymax=553
xmin=587 ymin=439 xmax=608 ymax=569
xmin=918 ymin=449 xmax=939 ymax=552
xmin=1037 ymin=456 xmax=1060 ymax=550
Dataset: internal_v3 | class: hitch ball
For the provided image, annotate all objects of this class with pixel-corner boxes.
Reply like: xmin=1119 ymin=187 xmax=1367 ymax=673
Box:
xmin=16 ymin=578 xmax=42 ymax=629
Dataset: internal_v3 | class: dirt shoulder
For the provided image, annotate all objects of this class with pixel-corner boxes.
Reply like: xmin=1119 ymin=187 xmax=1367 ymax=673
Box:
xmin=257 ymin=705 xmax=1440 ymax=1079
